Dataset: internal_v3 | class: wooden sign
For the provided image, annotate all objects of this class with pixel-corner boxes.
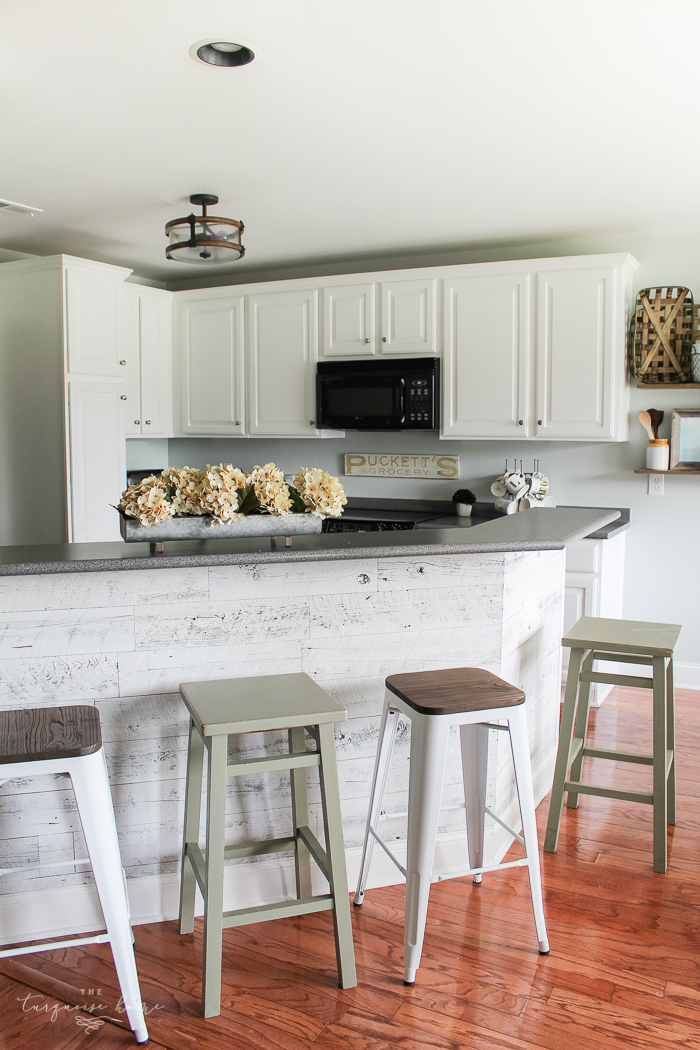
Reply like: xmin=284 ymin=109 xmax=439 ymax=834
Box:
xmin=344 ymin=453 xmax=460 ymax=479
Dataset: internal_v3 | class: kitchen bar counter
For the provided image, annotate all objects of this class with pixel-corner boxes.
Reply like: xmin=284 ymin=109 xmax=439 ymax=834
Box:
xmin=0 ymin=506 xmax=620 ymax=576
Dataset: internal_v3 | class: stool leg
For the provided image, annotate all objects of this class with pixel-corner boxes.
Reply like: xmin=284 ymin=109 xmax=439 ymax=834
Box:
xmin=459 ymin=722 xmax=489 ymax=884
xmin=666 ymin=657 xmax=676 ymax=827
xmin=202 ymin=734 xmax=228 ymax=1017
xmin=289 ymin=726 xmax=313 ymax=899
xmin=179 ymin=718 xmax=205 ymax=935
xmin=69 ymin=749 xmax=148 ymax=1044
xmin=404 ymin=712 xmax=450 ymax=985
xmin=354 ymin=696 xmax=400 ymax=905
xmin=508 ymin=706 xmax=549 ymax=954
xmin=652 ymin=655 xmax=669 ymax=874
xmin=566 ymin=649 xmax=594 ymax=810
xmin=544 ymin=646 xmax=585 ymax=853
xmin=317 ymin=721 xmax=357 ymax=989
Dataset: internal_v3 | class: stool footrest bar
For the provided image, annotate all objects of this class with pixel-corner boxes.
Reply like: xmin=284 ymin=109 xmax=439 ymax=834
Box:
xmin=369 ymin=826 xmax=407 ymax=878
xmin=226 ymin=751 xmax=320 ymax=777
xmin=579 ymin=671 xmax=653 ymax=689
xmin=582 ymin=746 xmax=654 ymax=765
xmin=0 ymin=856 xmax=91 ymax=877
xmin=0 ymin=933 xmax=111 ymax=959
xmin=433 ymin=858 xmax=529 ymax=883
xmin=564 ymin=780 xmax=654 ymax=805
xmin=223 ymin=894 xmax=333 ymax=929
xmin=591 ymin=652 xmax=655 ymax=666
xmin=484 ymin=805 xmax=525 ymax=846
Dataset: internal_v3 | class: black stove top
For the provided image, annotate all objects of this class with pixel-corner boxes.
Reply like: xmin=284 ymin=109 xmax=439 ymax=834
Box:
xmin=322 ymin=508 xmax=441 ymax=533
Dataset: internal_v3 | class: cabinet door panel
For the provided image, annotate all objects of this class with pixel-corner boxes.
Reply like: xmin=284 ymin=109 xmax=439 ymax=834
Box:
xmin=536 ymin=267 xmax=614 ymax=438
xmin=139 ymin=293 xmax=172 ymax=436
xmin=181 ymin=297 xmax=244 ymax=435
xmin=322 ymin=284 xmax=374 ymax=356
xmin=442 ymin=273 xmax=529 ymax=438
xmin=380 ymin=278 xmax=436 ymax=354
xmin=248 ymin=289 xmax=318 ymax=436
xmin=68 ymin=381 xmax=126 ymax=542
xmin=122 ymin=289 xmax=142 ymax=436
xmin=66 ymin=269 xmax=124 ymax=376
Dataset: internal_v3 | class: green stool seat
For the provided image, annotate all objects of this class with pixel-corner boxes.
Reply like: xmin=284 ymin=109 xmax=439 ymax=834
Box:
xmin=178 ymin=672 xmax=357 ymax=1017
xmin=544 ymin=616 xmax=681 ymax=873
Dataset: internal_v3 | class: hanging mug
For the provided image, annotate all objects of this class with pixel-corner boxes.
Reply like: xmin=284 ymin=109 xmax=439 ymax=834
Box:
xmin=491 ymin=475 xmax=508 ymax=497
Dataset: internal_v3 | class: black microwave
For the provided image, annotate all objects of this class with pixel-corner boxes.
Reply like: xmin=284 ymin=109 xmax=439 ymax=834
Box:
xmin=316 ymin=357 xmax=440 ymax=431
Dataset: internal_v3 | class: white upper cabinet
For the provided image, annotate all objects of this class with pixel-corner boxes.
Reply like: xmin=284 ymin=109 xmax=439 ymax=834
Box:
xmin=380 ymin=278 xmax=437 ymax=354
xmin=68 ymin=380 xmax=127 ymax=542
xmin=65 ymin=267 xmax=128 ymax=376
xmin=322 ymin=283 xmax=375 ymax=356
xmin=247 ymin=288 xmax=318 ymax=437
xmin=442 ymin=272 xmax=529 ymax=438
xmin=180 ymin=295 xmax=245 ymax=436
xmin=124 ymin=288 xmax=173 ymax=437
xmin=535 ymin=265 xmax=616 ymax=440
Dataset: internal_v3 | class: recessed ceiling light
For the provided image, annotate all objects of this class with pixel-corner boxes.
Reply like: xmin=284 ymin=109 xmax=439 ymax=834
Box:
xmin=190 ymin=39 xmax=256 ymax=67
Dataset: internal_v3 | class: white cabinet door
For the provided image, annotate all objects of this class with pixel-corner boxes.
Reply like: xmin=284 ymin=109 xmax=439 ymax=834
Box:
xmin=181 ymin=297 xmax=245 ymax=435
xmin=322 ymin=283 xmax=374 ymax=357
xmin=68 ymin=381 xmax=126 ymax=542
xmin=65 ymin=269 xmax=125 ymax=376
xmin=247 ymin=288 xmax=319 ymax=436
xmin=380 ymin=278 xmax=437 ymax=355
xmin=441 ymin=272 xmax=530 ymax=438
xmin=122 ymin=288 xmax=142 ymax=437
xmin=535 ymin=266 xmax=615 ymax=439
xmin=139 ymin=291 xmax=173 ymax=436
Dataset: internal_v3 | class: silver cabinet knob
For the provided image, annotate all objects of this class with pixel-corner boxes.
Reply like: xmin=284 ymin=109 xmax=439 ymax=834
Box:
xmin=518 ymin=420 xmax=523 ymax=425
xmin=134 ymin=419 xmax=140 ymax=425
xmin=364 ymin=337 xmax=370 ymax=343
xmin=537 ymin=419 xmax=543 ymax=425
xmin=119 ymin=360 xmax=126 ymax=366
xmin=382 ymin=336 xmax=387 ymax=342
xmin=235 ymin=420 xmax=240 ymax=426
xmin=120 ymin=395 xmax=127 ymax=400
xmin=309 ymin=420 xmax=315 ymax=426
xmin=145 ymin=420 xmax=151 ymax=425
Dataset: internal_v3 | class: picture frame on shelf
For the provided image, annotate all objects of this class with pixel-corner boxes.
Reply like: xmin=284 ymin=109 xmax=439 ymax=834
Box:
xmin=670 ymin=409 xmax=700 ymax=469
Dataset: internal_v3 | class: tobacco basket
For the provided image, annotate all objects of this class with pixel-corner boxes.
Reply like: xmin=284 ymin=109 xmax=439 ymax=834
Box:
xmin=633 ymin=286 xmax=694 ymax=384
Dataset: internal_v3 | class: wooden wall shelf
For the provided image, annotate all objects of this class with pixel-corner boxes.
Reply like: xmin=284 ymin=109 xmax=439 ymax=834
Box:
xmin=634 ymin=468 xmax=700 ymax=475
xmin=636 ymin=382 xmax=700 ymax=389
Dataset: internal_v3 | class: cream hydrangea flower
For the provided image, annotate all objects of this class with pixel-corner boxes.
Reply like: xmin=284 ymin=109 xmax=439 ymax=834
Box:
xmin=200 ymin=464 xmax=248 ymax=525
xmin=293 ymin=468 xmax=347 ymax=518
xmin=248 ymin=462 xmax=292 ymax=516
xmin=161 ymin=466 xmax=206 ymax=516
xmin=119 ymin=475 xmax=175 ymax=528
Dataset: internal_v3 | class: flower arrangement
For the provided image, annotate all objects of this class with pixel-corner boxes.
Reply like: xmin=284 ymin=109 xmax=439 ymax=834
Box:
xmin=118 ymin=462 xmax=346 ymax=528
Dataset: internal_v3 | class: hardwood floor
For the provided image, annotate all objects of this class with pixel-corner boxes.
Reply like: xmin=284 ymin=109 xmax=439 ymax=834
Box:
xmin=1 ymin=685 xmax=699 ymax=1049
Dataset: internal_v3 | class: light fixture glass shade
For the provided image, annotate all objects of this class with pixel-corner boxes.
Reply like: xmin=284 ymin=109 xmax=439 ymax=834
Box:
xmin=165 ymin=214 xmax=245 ymax=263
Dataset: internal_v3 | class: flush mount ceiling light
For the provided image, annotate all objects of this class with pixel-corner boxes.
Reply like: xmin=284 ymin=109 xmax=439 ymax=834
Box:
xmin=165 ymin=193 xmax=245 ymax=264
xmin=189 ymin=39 xmax=255 ymax=67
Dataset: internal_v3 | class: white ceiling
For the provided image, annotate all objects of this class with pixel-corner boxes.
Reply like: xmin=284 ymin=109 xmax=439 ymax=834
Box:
xmin=2 ymin=0 xmax=698 ymax=285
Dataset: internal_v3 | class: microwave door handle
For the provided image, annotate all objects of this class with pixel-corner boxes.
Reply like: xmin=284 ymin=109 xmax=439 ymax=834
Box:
xmin=398 ymin=378 xmax=405 ymax=424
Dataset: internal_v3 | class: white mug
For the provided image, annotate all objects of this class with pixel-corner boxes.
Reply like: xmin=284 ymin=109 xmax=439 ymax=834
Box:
xmin=504 ymin=471 xmax=527 ymax=496
xmin=495 ymin=496 xmax=520 ymax=515
xmin=491 ymin=475 xmax=508 ymax=497
xmin=519 ymin=495 xmax=544 ymax=510
xmin=539 ymin=495 xmax=556 ymax=508
xmin=529 ymin=472 xmax=549 ymax=497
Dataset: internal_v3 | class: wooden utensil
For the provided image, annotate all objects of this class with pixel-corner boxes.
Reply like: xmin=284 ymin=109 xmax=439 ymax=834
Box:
xmin=647 ymin=408 xmax=664 ymax=438
xmin=637 ymin=410 xmax=654 ymax=441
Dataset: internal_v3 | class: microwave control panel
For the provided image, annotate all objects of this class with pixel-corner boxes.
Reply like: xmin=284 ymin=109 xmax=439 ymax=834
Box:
xmin=406 ymin=378 xmax=433 ymax=426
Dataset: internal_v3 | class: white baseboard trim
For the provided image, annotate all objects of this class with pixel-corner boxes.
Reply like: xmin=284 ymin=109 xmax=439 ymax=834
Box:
xmin=674 ymin=662 xmax=700 ymax=690
xmin=0 ymin=745 xmax=557 ymax=948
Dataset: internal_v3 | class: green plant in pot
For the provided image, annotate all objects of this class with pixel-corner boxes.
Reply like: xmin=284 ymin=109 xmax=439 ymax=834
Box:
xmin=452 ymin=487 xmax=477 ymax=518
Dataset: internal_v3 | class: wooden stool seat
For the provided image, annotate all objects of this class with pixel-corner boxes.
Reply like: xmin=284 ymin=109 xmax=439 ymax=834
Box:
xmin=387 ymin=667 xmax=525 ymax=714
xmin=355 ymin=666 xmax=548 ymax=985
xmin=0 ymin=705 xmax=102 ymax=764
xmin=178 ymin=671 xmax=357 ymax=1018
xmin=544 ymin=615 xmax=681 ymax=873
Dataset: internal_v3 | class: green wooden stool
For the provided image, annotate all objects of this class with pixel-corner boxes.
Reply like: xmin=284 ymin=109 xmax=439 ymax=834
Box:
xmin=178 ymin=672 xmax=357 ymax=1017
xmin=544 ymin=616 xmax=681 ymax=873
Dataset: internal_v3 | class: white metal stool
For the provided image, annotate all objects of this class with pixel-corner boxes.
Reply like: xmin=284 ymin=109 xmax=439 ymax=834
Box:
xmin=0 ymin=705 xmax=148 ymax=1043
xmin=354 ymin=667 xmax=550 ymax=985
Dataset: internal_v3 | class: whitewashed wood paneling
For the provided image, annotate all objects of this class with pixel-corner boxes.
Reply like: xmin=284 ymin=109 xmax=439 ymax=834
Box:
xmin=377 ymin=553 xmax=504 ymax=591
xmin=0 ymin=568 xmax=209 ymax=613
xmin=304 ymin=627 xmax=501 ymax=678
xmin=309 ymin=587 xmax=502 ymax=638
xmin=209 ymin=560 xmax=378 ymax=600
xmin=134 ymin=597 xmax=310 ymax=650
xmin=0 ymin=654 xmax=118 ymax=705
xmin=0 ymin=607 xmax=134 ymax=660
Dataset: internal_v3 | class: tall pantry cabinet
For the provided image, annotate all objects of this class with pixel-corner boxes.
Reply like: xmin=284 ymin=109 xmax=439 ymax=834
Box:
xmin=0 ymin=255 xmax=170 ymax=545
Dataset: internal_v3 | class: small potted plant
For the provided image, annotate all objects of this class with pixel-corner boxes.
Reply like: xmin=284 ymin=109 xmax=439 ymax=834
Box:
xmin=452 ymin=487 xmax=477 ymax=518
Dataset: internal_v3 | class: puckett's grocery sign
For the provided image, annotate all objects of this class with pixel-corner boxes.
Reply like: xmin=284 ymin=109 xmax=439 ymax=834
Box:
xmin=344 ymin=454 xmax=460 ymax=479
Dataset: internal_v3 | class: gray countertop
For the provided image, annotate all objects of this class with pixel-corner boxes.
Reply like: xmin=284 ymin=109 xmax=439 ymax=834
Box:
xmin=0 ymin=507 xmax=621 ymax=576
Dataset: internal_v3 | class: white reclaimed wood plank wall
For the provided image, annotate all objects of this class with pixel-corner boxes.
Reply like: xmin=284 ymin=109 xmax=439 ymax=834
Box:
xmin=0 ymin=550 xmax=564 ymax=931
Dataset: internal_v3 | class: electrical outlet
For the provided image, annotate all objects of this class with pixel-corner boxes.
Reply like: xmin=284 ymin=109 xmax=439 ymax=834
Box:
xmin=648 ymin=473 xmax=664 ymax=496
